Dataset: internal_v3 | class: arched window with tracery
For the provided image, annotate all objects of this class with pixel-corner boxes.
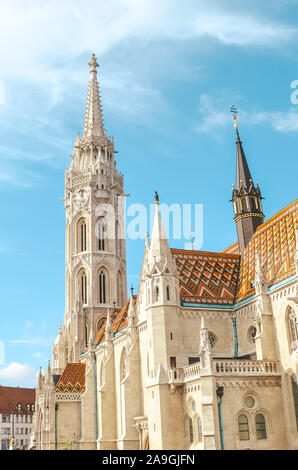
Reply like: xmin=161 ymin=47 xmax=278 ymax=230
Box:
xmin=255 ymin=414 xmax=267 ymax=440
xmin=238 ymin=414 xmax=250 ymax=441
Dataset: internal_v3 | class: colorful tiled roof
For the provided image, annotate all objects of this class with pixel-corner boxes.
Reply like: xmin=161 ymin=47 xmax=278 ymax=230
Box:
xmin=55 ymin=363 xmax=86 ymax=393
xmin=0 ymin=386 xmax=35 ymax=414
xmin=236 ymin=199 xmax=298 ymax=302
xmin=171 ymin=248 xmax=240 ymax=305
xmin=95 ymin=297 xmax=136 ymax=346
xmin=222 ymin=241 xmax=240 ymax=255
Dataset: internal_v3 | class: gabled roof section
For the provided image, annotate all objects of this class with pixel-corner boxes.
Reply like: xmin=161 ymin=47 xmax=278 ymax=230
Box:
xmin=171 ymin=248 xmax=240 ymax=305
xmin=55 ymin=363 xmax=86 ymax=393
xmin=95 ymin=296 xmax=137 ymax=346
xmin=0 ymin=386 xmax=35 ymax=414
xmin=236 ymin=199 xmax=298 ymax=302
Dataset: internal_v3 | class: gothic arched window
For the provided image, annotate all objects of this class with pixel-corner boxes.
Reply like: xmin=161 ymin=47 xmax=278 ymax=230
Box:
xmin=79 ymin=269 xmax=87 ymax=304
xmin=166 ymin=286 xmax=170 ymax=301
xmin=291 ymin=374 xmax=298 ymax=430
xmin=99 ymin=270 xmax=107 ymax=304
xmin=238 ymin=414 xmax=250 ymax=441
xmin=255 ymin=414 xmax=267 ymax=440
xmin=98 ymin=220 xmax=105 ymax=251
xmin=97 ymin=317 xmax=106 ymax=332
xmin=77 ymin=218 xmax=87 ymax=252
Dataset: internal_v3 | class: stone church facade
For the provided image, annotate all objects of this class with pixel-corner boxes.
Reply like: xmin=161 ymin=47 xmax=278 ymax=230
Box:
xmin=32 ymin=55 xmax=298 ymax=450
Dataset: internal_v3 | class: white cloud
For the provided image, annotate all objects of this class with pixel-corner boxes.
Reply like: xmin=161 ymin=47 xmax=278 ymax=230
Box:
xmin=250 ymin=109 xmax=298 ymax=132
xmin=9 ymin=320 xmax=54 ymax=347
xmin=32 ymin=352 xmax=42 ymax=358
xmin=191 ymin=12 xmax=295 ymax=47
xmin=0 ymin=1 xmax=296 ymax=186
xmin=196 ymin=92 xmax=298 ymax=135
xmin=0 ymin=1 xmax=295 ymax=132
xmin=0 ymin=362 xmax=36 ymax=383
xmin=195 ymin=92 xmax=243 ymax=137
xmin=0 ymin=1 xmax=295 ymax=78
xmin=0 ymin=1 xmax=295 ymax=96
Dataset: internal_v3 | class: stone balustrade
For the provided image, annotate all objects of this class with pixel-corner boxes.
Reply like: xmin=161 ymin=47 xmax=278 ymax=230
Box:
xmin=168 ymin=360 xmax=280 ymax=386
xmin=168 ymin=368 xmax=185 ymax=385
xmin=183 ymin=363 xmax=200 ymax=380
xmin=214 ymin=360 xmax=280 ymax=376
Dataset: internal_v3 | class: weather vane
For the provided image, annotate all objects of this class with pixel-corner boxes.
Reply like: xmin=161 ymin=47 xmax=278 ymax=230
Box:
xmin=230 ymin=105 xmax=238 ymax=129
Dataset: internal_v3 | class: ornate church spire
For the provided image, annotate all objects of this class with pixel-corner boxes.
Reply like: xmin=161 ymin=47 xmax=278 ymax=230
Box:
xmin=83 ymin=53 xmax=105 ymax=139
xmin=230 ymin=107 xmax=265 ymax=252
xmin=149 ymin=195 xmax=172 ymax=261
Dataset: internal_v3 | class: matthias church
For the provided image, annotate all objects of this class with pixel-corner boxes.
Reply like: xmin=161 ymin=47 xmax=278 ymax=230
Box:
xmin=32 ymin=55 xmax=298 ymax=450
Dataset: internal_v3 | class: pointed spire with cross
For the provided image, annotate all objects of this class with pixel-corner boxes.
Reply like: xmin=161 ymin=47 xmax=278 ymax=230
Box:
xmin=230 ymin=105 xmax=265 ymax=251
xmin=83 ymin=53 xmax=105 ymax=139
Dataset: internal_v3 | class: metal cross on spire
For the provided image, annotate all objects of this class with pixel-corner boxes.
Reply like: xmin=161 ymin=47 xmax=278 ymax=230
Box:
xmin=230 ymin=105 xmax=238 ymax=129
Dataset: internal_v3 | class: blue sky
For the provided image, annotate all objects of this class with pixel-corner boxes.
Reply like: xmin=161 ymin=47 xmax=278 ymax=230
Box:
xmin=0 ymin=0 xmax=297 ymax=387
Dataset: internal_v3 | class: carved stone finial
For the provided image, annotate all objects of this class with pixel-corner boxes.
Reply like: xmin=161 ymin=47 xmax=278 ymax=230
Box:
xmin=255 ymin=253 xmax=268 ymax=295
xmin=88 ymin=53 xmax=99 ymax=72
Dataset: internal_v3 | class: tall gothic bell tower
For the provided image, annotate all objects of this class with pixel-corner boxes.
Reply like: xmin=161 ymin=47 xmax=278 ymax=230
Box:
xmin=54 ymin=54 xmax=127 ymax=367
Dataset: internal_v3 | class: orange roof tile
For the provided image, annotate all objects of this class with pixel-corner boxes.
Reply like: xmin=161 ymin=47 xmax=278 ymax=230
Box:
xmin=95 ymin=297 xmax=136 ymax=346
xmin=171 ymin=248 xmax=240 ymax=305
xmin=236 ymin=199 xmax=298 ymax=302
xmin=55 ymin=363 xmax=86 ymax=393
xmin=222 ymin=241 xmax=240 ymax=255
